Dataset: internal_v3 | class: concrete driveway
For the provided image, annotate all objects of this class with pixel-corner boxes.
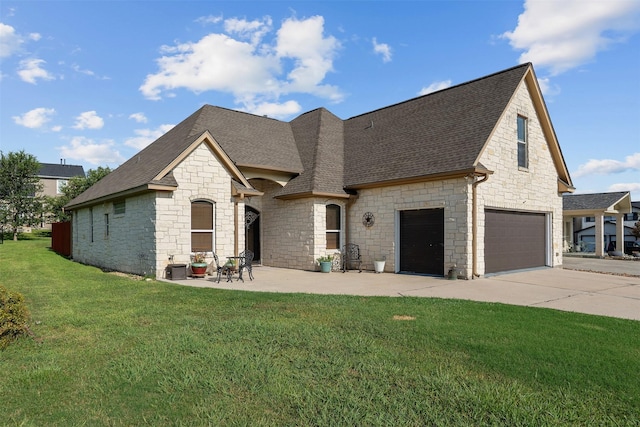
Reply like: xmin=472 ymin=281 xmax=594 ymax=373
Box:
xmin=163 ymin=257 xmax=640 ymax=321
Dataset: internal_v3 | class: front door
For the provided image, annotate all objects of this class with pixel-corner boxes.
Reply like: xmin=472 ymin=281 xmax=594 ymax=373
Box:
xmin=245 ymin=207 xmax=261 ymax=263
xmin=399 ymin=208 xmax=444 ymax=275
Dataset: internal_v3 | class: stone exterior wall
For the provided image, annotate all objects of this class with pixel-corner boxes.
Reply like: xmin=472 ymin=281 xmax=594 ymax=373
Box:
xmin=249 ymin=179 xmax=319 ymax=270
xmin=155 ymin=143 xmax=242 ymax=277
xmin=72 ymin=192 xmax=157 ymax=276
xmin=347 ymin=179 xmax=470 ymax=274
xmin=475 ymin=80 xmax=563 ymax=274
xmin=72 ymin=142 xmax=243 ymax=278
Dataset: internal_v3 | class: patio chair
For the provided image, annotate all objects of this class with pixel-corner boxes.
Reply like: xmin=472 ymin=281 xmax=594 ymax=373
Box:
xmin=239 ymin=249 xmax=254 ymax=281
xmin=342 ymin=243 xmax=362 ymax=273
xmin=209 ymin=252 xmax=223 ymax=283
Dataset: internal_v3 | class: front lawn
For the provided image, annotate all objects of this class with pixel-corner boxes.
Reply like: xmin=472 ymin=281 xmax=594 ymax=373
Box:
xmin=1 ymin=238 xmax=639 ymax=425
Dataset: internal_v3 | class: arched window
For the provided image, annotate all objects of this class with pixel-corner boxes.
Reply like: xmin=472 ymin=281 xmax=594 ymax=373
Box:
xmin=326 ymin=204 xmax=341 ymax=250
xmin=191 ymin=200 xmax=214 ymax=252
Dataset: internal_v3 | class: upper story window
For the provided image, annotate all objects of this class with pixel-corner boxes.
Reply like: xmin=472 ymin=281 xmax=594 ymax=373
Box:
xmin=114 ymin=200 xmax=126 ymax=215
xmin=517 ymin=115 xmax=528 ymax=169
xmin=326 ymin=204 xmax=342 ymax=250
xmin=56 ymin=179 xmax=68 ymax=194
xmin=191 ymin=200 xmax=214 ymax=252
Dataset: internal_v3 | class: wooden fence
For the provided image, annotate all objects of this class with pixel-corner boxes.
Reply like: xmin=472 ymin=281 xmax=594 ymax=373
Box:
xmin=51 ymin=221 xmax=71 ymax=257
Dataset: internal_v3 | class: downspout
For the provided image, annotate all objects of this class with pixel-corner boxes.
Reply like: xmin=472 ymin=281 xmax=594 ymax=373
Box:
xmin=471 ymin=172 xmax=489 ymax=278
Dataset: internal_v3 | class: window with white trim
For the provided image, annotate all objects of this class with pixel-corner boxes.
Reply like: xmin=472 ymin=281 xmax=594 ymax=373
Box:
xmin=326 ymin=204 xmax=342 ymax=250
xmin=517 ymin=115 xmax=528 ymax=169
xmin=191 ymin=200 xmax=215 ymax=252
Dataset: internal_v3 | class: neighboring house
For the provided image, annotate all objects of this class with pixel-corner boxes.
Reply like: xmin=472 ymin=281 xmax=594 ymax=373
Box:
xmin=563 ymin=192 xmax=637 ymax=254
xmin=38 ymin=161 xmax=85 ymax=228
xmin=65 ymin=63 xmax=574 ymax=279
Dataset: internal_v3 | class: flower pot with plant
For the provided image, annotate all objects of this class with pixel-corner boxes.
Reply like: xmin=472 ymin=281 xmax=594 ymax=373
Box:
xmin=191 ymin=252 xmax=208 ymax=277
xmin=317 ymin=255 xmax=333 ymax=273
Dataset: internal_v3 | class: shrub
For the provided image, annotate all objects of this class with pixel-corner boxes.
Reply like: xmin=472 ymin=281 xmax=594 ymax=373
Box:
xmin=0 ymin=285 xmax=32 ymax=349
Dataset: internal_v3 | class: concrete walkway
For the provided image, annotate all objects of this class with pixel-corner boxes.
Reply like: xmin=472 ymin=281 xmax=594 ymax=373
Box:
xmin=162 ymin=258 xmax=640 ymax=322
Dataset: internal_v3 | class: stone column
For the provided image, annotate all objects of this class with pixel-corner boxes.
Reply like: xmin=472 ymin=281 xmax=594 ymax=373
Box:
xmin=616 ymin=213 xmax=625 ymax=253
xmin=595 ymin=213 xmax=604 ymax=257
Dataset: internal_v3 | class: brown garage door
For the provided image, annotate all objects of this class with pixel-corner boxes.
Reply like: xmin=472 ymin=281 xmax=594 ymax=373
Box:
xmin=485 ymin=209 xmax=546 ymax=274
xmin=399 ymin=209 xmax=444 ymax=275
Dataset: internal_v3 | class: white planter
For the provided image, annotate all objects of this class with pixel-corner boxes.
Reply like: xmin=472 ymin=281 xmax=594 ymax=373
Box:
xmin=373 ymin=260 xmax=385 ymax=273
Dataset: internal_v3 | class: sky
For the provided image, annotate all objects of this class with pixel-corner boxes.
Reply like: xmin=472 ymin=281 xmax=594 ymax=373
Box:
xmin=1 ymin=0 xmax=639 ymax=201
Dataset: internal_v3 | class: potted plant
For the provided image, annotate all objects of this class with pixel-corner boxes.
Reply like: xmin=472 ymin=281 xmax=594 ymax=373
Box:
xmin=373 ymin=255 xmax=386 ymax=273
xmin=191 ymin=252 xmax=208 ymax=277
xmin=224 ymin=258 xmax=237 ymax=271
xmin=447 ymin=263 xmax=458 ymax=280
xmin=317 ymin=255 xmax=333 ymax=273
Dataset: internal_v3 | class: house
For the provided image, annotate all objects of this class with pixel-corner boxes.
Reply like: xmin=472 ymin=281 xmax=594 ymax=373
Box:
xmin=65 ymin=63 xmax=574 ymax=279
xmin=38 ymin=161 xmax=85 ymax=228
xmin=563 ymin=192 xmax=636 ymax=255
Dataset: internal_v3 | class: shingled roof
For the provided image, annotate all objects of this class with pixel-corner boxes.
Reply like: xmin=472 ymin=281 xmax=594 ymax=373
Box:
xmin=563 ymin=192 xmax=632 ymax=213
xmin=66 ymin=105 xmax=301 ymax=208
xmin=67 ymin=63 xmax=567 ymax=209
xmin=39 ymin=163 xmax=85 ymax=179
xmin=343 ymin=63 xmax=530 ymax=187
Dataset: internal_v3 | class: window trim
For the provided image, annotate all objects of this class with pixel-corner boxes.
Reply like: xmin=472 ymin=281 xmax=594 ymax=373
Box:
xmin=326 ymin=203 xmax=342 ymax=250
xmin=517 ymin=115 xmax=528 ymax=169
xmin=191 ymin=200 xmax=215 ymax=252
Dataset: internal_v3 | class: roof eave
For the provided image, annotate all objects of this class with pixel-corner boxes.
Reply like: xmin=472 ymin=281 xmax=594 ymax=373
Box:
xmin=275 ymin=190 xmax=350 ymax=200
xmin=345 ymin=167 xmax=493 ymax=190
xmin=65 ymin=184 xmax=176 ymax=211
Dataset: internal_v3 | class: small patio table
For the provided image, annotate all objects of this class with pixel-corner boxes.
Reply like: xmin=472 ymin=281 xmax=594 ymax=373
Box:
xmin=222 ymin=256 xmax=245 ymax=282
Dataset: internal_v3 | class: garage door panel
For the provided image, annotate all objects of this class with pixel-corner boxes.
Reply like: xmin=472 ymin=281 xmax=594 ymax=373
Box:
xmin=485 ymin=209 xmax=546 ymax=274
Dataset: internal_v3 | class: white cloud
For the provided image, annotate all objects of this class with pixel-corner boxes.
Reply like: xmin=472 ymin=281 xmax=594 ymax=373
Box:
xmin=0 ymin=23 xmax=23 ymax=57
xmin=502 ymin=0 xmax=640 ymax=75
xmin=28 ymin=32 xmax=41 ymax=42
xmin=12 ymin=107 xmax=55 ymax=128
xmin=140 ymin=15 xmax=342 ymax=115
xmin=419 ymin=80 xmax=452 ymax=95
xmin=129 ymin=112 xmax=148 ymax=123
xmin=196 ymin=15 xmax=223 ymax=25
xmin=18 ymin=58 xmax=55 ymax=84
xmin=608 ymin=182 xmax=640 ymax=193
xmin=224 ymin=16 xmax=273 ymax=45
xmin=124 ymin=124 xmax=175 ymax=150
xmin=239 ymin=100 xmax=302 ymax=120
xmin=275 ymin=16 xmax=341 ymax=99
xmin=58 ymin=136 xmax=125 ymax=165
xmin=73 ymin=111 xmax=104 ymax=130
xmin=372 ymin=37 xmax=392 ymax=63
xmin=573 ymin=152 xmax=640 ymax=177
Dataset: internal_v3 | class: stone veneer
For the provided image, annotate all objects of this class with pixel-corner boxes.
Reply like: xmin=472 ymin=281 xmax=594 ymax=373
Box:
xmin=72 ymin=143 xmax=244 ymax=278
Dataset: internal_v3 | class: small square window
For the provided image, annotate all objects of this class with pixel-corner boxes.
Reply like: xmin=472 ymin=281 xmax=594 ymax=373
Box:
xmin=114 ymin=200 xmax=126 ymax=215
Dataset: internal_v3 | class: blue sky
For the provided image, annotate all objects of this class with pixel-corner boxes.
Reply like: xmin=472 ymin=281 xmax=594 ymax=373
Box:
xmin=1 ymin=0 xmax=639 ymax=200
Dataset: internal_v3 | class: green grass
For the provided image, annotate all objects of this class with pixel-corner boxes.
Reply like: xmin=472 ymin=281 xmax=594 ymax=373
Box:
xmin=1 ymin=238 xmax=639 ymax=426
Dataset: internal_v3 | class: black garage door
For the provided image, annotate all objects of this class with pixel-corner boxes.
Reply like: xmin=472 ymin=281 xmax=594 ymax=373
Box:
xmin=485 ymin=209 xmax=546 ymax=274
xmin=399 ymin=209 xmax=444 ymax=275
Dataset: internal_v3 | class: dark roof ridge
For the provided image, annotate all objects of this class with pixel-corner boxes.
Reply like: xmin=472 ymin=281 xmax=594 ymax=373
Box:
xmin=347 ymin=62 xmax=532 ymax=121
xmin=201 ymin=104 xmax=285 ymax=122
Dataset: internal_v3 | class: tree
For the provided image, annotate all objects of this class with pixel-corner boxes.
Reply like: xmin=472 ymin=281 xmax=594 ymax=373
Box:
xmin=0 ymin=151 xmax=44 ymax=241
xmin=44 ymin=166 xmax=112 ymax=222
